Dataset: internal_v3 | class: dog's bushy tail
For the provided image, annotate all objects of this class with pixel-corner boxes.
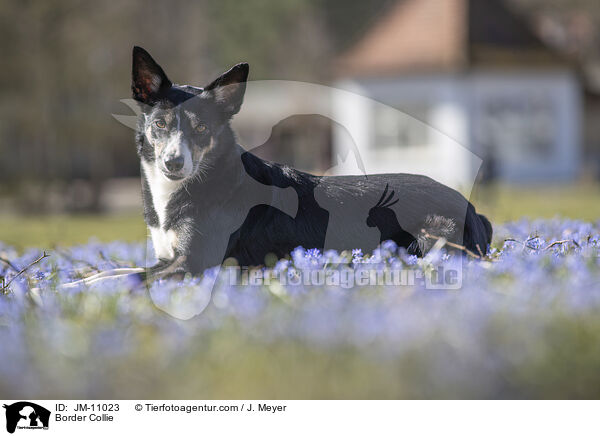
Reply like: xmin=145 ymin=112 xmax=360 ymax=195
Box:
xmin=478 ymin=213 xmax=493 ymax=245
xmin=462 ymin=205 xmax=493 ymax=255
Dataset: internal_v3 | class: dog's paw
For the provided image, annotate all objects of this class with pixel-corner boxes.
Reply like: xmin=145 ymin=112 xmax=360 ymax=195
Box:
xmin=161 ymin=270 xmax=187 ymax=282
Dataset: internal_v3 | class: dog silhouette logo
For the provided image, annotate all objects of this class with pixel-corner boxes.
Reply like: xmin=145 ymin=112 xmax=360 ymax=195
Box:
xmin=366 ymin=184 xmax=422 ymax=256
xmin=3 ymin=402 xmax=50 ymax=433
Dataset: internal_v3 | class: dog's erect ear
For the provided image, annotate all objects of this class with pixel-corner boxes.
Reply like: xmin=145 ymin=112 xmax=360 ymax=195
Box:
xmin=204 ymin=63 xmax=249 ymax=117
xmin=132 ymin=46 xmax=172 ymax=104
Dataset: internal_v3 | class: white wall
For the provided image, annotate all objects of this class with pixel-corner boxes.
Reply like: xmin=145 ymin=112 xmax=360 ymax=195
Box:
xmin=333 ymin=75 xmax=477 ymax=192
xmin=333 ymin=69 xmax=581 ymax=186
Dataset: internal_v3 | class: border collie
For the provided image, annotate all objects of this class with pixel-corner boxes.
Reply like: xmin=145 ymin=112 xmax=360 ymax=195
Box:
xmin=130 ymin=46 xmax=492 ymax=280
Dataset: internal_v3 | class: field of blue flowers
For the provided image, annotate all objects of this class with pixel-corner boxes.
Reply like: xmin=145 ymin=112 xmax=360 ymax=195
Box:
xmin=1 ymin=218 xmax=599 ymax=399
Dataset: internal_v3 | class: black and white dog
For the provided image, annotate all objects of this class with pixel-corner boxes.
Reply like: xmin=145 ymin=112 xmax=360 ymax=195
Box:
xmin=130 ymin=46 xmax=492 ymax=280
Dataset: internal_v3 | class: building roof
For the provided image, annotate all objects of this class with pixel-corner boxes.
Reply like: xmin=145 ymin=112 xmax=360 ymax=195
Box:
xmin=335 ymin=0 xmax=568 ymax=77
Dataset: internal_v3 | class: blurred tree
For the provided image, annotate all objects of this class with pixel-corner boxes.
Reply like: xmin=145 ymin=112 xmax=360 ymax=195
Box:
xmin=509 ymin=0 xmax=600 ymax=59
xmin=6 ymin=0 xmax=596 ymax=211
xmin=0 ymin=0 xmax=337 ymax=211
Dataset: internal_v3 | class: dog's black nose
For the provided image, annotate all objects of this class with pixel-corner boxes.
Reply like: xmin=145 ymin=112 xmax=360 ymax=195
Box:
xmin=165 ymin=156 xmax=184 ymax=172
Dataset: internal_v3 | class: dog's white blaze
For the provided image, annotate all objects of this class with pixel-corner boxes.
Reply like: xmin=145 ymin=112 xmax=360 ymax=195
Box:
xmin=142 ymin=161 xmax=182 ymax=260
xmin=162 ymin=113 xmax=193 ymax=178
xmin=163 ymin=132 xmax=193 ymax=176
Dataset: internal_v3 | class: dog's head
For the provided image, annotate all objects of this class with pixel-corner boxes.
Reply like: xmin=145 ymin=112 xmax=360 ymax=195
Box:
xmin=131 ymin=46 xmax=248 ymax=181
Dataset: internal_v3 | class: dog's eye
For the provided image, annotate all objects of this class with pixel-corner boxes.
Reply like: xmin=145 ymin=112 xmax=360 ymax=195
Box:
xmin=195 ymin=124 xmax=207 ymax=133
xmin=155 ymin=120 xmax=166 ymax=129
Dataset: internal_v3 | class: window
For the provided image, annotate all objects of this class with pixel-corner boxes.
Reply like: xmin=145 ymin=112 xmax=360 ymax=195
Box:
xmin=373 ymin=103 xmax=430 ymax=149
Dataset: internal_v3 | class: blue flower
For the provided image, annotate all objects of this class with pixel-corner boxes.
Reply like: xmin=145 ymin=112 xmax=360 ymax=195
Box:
xmin=0 ymin=218 xmax=599 ymax=398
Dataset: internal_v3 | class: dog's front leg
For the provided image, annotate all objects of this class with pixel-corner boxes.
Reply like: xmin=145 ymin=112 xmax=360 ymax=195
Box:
xmin=143 ymin=222 xmax=234 ymax=282
xmin=144 ymin=254 xmax=190 ymax=282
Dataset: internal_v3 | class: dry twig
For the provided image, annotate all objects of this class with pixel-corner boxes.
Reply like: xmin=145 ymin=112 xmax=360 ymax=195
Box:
xmin=2 ymin=251 xmax=50 ymax=290
xmin=544 ymin=239 xmax=579 ymax=250
xmin=56 ymin=249 xmax=100 ymax=272
xmin=421 ymin=230 xmax=481 ymax=259
xmin=0 ymin=256 xmax=19 ymax=272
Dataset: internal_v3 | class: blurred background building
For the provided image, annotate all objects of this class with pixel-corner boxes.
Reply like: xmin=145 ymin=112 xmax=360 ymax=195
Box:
xmin=0 ymin=0 xmax=599 ymax=214
xmin=333 ymin=0 xmax=581 ymax=187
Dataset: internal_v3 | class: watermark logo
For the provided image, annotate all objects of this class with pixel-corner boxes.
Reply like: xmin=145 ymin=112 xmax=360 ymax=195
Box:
xmin=226 ymin=264 xmax=462 ymax=289
xmin=3 ymin=402 xmax=50 ymax=434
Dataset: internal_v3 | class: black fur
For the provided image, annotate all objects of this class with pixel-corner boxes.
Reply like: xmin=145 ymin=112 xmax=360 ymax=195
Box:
xmin=131 ymin=47 xmax=493 ymax=278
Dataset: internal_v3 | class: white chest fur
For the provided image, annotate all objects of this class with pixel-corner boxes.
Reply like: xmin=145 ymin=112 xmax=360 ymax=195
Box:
xmin=142 ymin=161 xmax=182 ymax=260
xmin=149 ymin=226 xmax=177 ymax=260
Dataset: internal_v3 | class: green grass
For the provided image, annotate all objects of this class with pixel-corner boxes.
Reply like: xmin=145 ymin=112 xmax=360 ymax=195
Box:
xmin=7 ymin=304 xmax=600 ymax=398
xmin=0 ymin=213 xmax=147 ymax=250
xmin=0 ymin=183 xmax=598 ymax=250
xmin=471 ymin=182 xmax=600 ymax=223
xmin=1 ymin=185 xmax=599 ymax=399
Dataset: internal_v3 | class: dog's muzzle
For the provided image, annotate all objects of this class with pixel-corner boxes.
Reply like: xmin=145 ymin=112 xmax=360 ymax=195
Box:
xmin=161 ymin=155 xmax=186 ymax=180
xmin=164 ymin=155 xmax=184 ymax=173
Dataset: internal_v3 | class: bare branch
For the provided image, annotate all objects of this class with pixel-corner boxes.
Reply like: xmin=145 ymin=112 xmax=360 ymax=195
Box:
xmin=476 ymin=244 xmax=484 ymax=258
xmin=99 ymin=250 xmax=135 ymax=268
xmin=2 ymin=251 xmax=50 ymax=290
xmin=0 ymin=257 xmax=19 ymax=272
xmin=545 ymin=239 xmax=579 ymax=250
xmin=503 ymin=238 xmax=524 ymax=245
xmin=56 ymin=249 xmax=100 ymax=272
xmin=421 ymin=230 xmax=481 ymax=259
